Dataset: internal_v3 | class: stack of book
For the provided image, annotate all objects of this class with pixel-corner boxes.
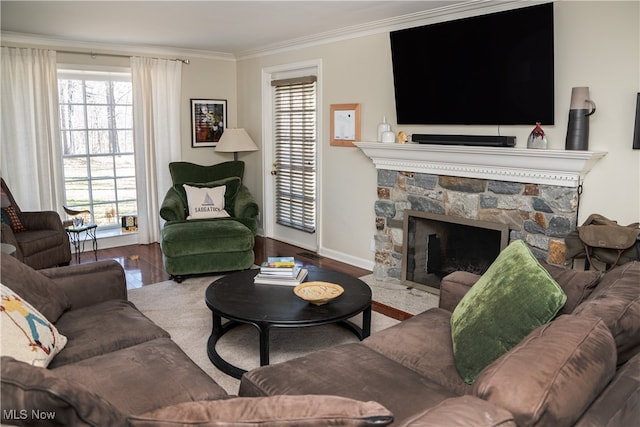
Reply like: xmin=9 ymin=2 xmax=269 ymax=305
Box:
xmin=254 ymin=256 xmax=308 ymax=286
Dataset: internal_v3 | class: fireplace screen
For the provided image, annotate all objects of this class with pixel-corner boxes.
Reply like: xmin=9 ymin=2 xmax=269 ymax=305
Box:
xmin=402 ymin=211 xmax=509 ymax=294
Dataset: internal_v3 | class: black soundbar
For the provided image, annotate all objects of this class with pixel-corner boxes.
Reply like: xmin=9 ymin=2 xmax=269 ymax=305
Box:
xmin=412 ymin=134 xmax=516 ymax=147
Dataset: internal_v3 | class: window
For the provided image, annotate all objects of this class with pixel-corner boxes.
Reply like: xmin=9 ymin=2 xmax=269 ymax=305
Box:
xmin=57 ymin=68 xmax=136 ymax=229
xmin=272 ymin=76 xmax=317 ymax=233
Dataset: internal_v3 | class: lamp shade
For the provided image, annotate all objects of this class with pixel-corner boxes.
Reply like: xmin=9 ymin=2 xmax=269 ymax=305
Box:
xmin=215 ymin=128 xmax=259 ymax=158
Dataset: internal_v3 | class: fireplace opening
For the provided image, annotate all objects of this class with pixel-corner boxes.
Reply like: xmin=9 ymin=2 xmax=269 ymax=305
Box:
xmin=402 ymin=211 xmax=509 ymax=294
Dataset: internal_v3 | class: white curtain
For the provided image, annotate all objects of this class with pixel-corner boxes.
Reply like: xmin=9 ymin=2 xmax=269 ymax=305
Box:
xmin=0 ymin=47 xmax=64 ymax=211
xmin=131 ymin=57 xmax=182 ymax=244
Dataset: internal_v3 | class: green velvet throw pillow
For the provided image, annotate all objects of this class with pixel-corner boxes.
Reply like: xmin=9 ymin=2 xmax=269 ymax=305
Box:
xmin=450 ymin=240 xmax=567 ymax=384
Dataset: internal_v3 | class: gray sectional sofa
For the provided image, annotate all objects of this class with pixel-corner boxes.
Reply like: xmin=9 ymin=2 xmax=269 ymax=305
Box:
xmin=0 ymin=253 xmax=393 ymax=426
xmin=240 ymin=257 xmax=640 ymax=426
xmin=2 ymin=247 xmax=639 ymax=426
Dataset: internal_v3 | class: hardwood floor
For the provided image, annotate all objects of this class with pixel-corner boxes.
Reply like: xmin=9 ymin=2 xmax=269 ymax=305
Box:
xmin=72 ymin=236 xmax=412 ymax=320
xmin=70 ymin=242 xmax=171 ymax=289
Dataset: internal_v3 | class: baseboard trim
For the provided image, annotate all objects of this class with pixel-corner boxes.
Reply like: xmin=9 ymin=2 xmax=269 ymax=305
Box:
xmin=318 ymin=247 xmax=375 ymax=271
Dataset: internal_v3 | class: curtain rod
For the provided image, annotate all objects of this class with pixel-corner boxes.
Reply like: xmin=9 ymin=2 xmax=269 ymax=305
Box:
xmin=56 ymin=50 xmax=190 ymax=64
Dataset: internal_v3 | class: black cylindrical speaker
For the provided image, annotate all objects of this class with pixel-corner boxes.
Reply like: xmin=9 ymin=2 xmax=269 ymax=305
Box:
xmin=565 ymin=109 xmax=591 ymax=151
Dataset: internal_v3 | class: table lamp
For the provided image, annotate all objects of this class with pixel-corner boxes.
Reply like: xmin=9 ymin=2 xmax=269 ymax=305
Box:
xmin=215 ymin=128 xmax=259 ymax=161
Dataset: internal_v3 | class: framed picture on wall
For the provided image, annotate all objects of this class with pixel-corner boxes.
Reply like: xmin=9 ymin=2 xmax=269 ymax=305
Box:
xmin=191 ymin=99 xmax=227 ymax=147
xmin=330 ymin=103 xmax=361 ymax=147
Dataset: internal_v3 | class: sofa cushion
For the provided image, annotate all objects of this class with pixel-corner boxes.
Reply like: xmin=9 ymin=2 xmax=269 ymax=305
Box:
xmin=573 ymin=261 xmax=640 ymax=364
xmin=1 ymin=284 xmax=67 ymax=367
xmin=239 ymin=343 xmax=457 ymax=426
xmin=401 ymin=396 xmax=517 ymax=427
xmin=130 ymin=395 xmax=394 ymax=427
xmin=1 ymin=253 xmax=70 ymax=322
xmin=363 ymin=308 xmax=471 ymax=396
xmin=574 ymin=352 xmax=640 ymax=427
xmin=52 ymin=338 xmax=229 ymax=416
xmin=161 ymin=219 xmax=254 ymax=257
xmin=0 ymin=356 xmax=127 ymax=426
xmin=440 ymin=260 xmax=603 ymax=315
xmin=450 ymin=240 xmax=567 ymax=384
xmin=49 ymin=299 xmax=170 ymax=368
xmin=473 ymin=315 xmax=616 ymax=427
xmin=14 ymin=229 xmax=67 ymax=257
xmin=539 ymin=259 xmax=603 ymax=314
xmin=438 ymin=271 xmax=479 ymax=312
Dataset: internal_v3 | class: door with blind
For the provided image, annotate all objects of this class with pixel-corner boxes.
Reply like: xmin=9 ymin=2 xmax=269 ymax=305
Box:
xmin=264 ymin=65 xmax=319 ymax=251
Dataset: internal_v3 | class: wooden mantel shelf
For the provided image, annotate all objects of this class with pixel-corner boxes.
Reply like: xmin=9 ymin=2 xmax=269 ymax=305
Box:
xmin=355 ymin=142 xmax=607 ymax=188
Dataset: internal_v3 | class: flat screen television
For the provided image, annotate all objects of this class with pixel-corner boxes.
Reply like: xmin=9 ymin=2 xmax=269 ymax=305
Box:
xmin=390 ymin=3 xmax=554 ymax=125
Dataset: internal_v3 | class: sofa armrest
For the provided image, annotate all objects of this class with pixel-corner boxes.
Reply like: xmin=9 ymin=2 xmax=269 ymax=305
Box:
xmin=1 ymin=356 xmax=128 ymax=426
xmin=159 ymin=187 xmax=187 ymax=222
xmin=399 ymin=396 xmax=516 ymax=427
xmin=20 ymin=210 xmax=66 ymax=231
xmin=234 ymin=185 xmax=259 ymax=220
xmin=1 ymin=222 xmax=19 ymax=248
xmin=39 ymin=260 xmax=127 ymax=309
xmin=130 ymin=395 xmax=393 ymax=427
xmin=439 ymin=271 xmax=480 ymax=312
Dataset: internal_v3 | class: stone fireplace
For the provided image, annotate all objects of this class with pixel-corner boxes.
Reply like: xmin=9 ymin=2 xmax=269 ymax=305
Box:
xmin=355 ymin=142 xmax=607 ymax=287
xmin=403 ymin=211 xmax=509 ymax=293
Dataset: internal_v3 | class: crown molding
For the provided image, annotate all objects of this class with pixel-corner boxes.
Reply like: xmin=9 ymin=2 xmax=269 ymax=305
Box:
xmin=236 ymin=0 xmax=541 ymax=60
xmin=0 ymin=31 xmax=236 ymax=62
xmin=1 ymin=0 xmax=548 ymax=62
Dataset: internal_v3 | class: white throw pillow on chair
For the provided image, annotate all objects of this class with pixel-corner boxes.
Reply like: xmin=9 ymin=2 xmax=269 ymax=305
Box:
xmin=183 ymin=184 xmax=230 ymax=220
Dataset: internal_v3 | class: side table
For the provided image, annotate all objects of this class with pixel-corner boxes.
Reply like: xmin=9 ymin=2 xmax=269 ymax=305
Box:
xmin=65 ymin=223 xmax=98 ymax=263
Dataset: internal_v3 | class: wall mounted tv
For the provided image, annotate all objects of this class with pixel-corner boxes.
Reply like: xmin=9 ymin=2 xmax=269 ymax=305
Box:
xmin=390 ymin=3 xmax=554 ymax=125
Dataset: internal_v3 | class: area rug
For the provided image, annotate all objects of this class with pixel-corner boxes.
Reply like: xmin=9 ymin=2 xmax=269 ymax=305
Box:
xmin=128 ymin=273 xmax=438 ymax=395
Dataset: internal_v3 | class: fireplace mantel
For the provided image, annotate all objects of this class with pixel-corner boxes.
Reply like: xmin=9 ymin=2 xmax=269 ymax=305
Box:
xmin=355 ymin=142 xmax=607 ymax=187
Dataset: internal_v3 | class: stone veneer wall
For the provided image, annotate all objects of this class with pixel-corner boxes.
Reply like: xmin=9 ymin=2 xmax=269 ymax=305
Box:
xmin=373 ymin=169 xmax=579 ymax=280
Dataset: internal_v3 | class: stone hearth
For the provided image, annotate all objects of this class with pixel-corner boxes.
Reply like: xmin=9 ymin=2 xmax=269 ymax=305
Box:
xmin=356 ymin=142 xmax=607 ymax=281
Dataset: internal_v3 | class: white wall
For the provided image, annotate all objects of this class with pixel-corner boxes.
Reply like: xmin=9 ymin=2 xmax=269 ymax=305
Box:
xmin=237 ymin=35 xmax=390 ymax=267
xmin=179 ymin=57 xmax=238 ymax=165
xmin=237 ymin=1 xmax=640 ymax=269
xmin=4 ymin=1 xmax=639 ymax=266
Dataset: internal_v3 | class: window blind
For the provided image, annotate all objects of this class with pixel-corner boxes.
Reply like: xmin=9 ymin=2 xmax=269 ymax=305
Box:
xmin=272 ymin=76 xmax=317 ymax=233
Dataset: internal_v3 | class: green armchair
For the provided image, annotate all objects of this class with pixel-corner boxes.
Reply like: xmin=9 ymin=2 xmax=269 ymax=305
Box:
xmin=159 ymin=161 xmax=259 ymax=282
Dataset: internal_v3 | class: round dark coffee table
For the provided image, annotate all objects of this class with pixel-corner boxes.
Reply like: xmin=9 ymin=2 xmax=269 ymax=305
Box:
xmin=205 ymin=266 xmax=372 ymax=379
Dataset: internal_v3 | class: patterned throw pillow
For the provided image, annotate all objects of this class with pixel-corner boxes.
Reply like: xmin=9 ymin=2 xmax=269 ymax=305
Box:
xmin=1 ymin=206 xmax=27 ymax=232
xmin=0 ymin=283 xmax=67 ymax=367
